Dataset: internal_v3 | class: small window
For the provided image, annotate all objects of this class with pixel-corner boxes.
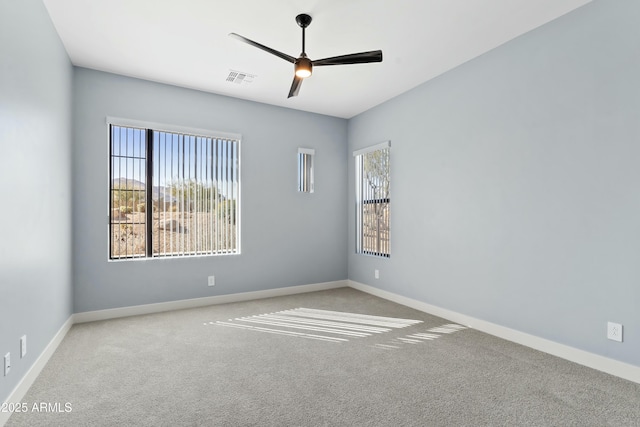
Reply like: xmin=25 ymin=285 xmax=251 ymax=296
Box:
xmin=109 ymin=120 xmax=240 ymax=260
xmin=297 ymin=148 xmax=315 ymax=193
xmin=354 ymin=141 xmax=390 ymax=258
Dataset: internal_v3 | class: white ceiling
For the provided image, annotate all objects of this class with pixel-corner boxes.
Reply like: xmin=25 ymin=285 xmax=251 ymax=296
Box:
xmin=42 ymin=0 xmax=591 ymax=119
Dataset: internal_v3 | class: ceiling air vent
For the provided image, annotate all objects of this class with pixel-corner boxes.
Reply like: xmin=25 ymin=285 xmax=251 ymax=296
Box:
xmin=226 ymin=70 xmax=255 ymax=85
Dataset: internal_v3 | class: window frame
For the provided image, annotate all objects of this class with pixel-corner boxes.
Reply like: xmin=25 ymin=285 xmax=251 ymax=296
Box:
xmin=354 ymin=141 xmax=390 ymax=258
xmin=107 ymin=117 xmax=241 ymax=261
xmin=297 ymin=147 xmax=315 ymax=193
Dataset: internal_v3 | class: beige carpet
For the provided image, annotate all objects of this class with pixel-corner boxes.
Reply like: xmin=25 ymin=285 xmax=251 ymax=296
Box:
xmin=6 ymin=288 xmax=640 ymax=426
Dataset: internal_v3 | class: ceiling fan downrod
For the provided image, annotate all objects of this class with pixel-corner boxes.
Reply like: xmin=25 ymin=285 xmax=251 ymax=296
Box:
xmin=295 ymin=13 xmax=312 ymax=55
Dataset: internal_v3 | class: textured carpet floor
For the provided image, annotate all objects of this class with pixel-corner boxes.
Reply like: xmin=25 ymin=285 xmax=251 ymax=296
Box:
xmin=6 ymin=288 xmax=640 ymax=426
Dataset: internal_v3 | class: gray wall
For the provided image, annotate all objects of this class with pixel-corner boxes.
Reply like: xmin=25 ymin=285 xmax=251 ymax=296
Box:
xmin=73 ymin=68 xmax=348 ymax=313
xmin=0 ymin=0 xmax=73 ymax=403
xmin=348 ymin=0 xmax=640 ymax=367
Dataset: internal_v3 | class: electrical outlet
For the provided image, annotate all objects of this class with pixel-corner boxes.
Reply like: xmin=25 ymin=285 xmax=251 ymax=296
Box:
xmin=208 ymin=276 xmax=215 ymax=287
xmin=374 ymin=269 xmax=379 ymax=279
xmin=607 ymin=322 xmax=623 ymax=342
xmin=4 ymin=352 xmax=10 ymax=376
xmin=20 ymin=335 xmax=27 ymax=358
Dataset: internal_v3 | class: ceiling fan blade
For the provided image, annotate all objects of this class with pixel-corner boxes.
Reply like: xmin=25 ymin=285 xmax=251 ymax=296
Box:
xmin=229 ymin=33 xmax=296 ymax=63
xmin=287 ymin=76 xmax=303 ymax=98
xmin=313 ymin=50 xmax=383 ymax=66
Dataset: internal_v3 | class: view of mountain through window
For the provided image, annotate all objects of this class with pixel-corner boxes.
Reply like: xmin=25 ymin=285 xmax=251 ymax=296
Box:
xmin=109 ymin=124 xmax=240 ymax=259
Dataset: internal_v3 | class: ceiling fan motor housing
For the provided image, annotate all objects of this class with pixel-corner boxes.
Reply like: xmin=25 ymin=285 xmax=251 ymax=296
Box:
xmin=295 ymin=55 xmax=312 ymax=78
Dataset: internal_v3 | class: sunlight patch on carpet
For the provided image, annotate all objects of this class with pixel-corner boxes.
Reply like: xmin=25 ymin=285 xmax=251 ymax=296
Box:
xmin=206 ymin=307 xmax=422 ymax=342
xmin=372 ymin=323 xmax=467 ymax=350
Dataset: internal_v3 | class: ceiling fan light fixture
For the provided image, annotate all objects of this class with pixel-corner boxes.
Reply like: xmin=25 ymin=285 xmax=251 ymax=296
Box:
xmin=295 ymin=57 xmax=312 ymax=78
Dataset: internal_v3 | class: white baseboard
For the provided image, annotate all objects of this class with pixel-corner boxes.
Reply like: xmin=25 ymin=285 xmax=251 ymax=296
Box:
xmin=74 ymin=280 xmax=348 ymax=323
xmin=0 ymin=316 xmax=74 ymax=427
xmin=348 ymin=280 xmax=640 ymax=384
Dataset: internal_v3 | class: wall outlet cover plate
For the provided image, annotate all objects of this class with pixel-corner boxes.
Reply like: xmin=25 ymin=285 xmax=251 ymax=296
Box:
xmin=21 ymin=335 xmax=27 ymax=358
xmin=4 ymin=353 xmax=10 ymax=376
xmin=607 ymin=322 xmax=623 ymax=342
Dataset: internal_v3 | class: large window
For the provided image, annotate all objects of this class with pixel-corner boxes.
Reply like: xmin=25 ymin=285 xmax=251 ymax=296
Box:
xmin=354 ymin=141 xmax=390 ymax=258
xmin=109 ymin=120 xmax=240 ymax=260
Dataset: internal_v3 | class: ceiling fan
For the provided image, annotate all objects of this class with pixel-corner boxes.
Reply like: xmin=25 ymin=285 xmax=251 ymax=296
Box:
xmin=229 ymin=13 xmax=383 ymax=98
